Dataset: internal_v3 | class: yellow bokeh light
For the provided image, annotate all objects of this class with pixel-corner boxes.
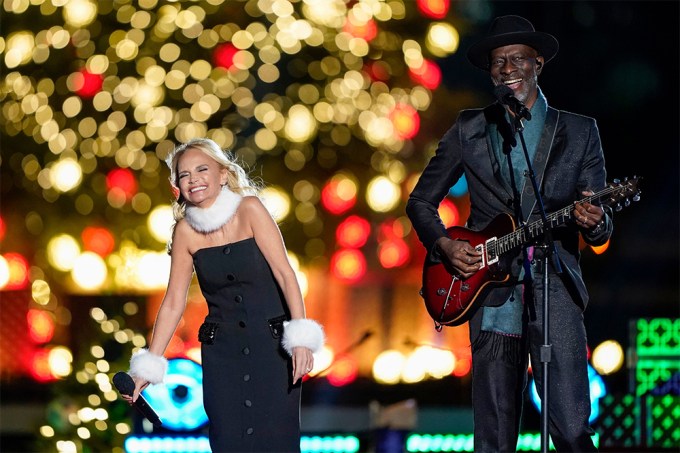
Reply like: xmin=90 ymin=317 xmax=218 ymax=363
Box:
xmin=147 ymin=205 xmax=174 ymax=243
xmin=260 ymin=186 xmax=291 ymax=222
xmin=63 ymin=0 xmax=98 ymax=28
xmin=366 ymin=176 xmax=401 ymax=213
xmin=426 ymin=22 xmax=460 ymax=58
xmin=284 ymin=104 xmax=317 ymax=143
xmin=71 ymin=251 xmax=107 ymax=291
xmin=32 ymin=279 xmax=51 ymax=305
xmin=50 ymin=158 xmax=83 ymax=192
xmin=5 ymin=31 xmax=34 ymax=68
xmin=47 ymin=234 xmax=81 ymax=272
xmin=592 ymin=340 xmax=624 ymax=375
xmin=372 ymin=349 xmax=406 ymax=384
xmin=49 ymin=346 xmax=74 ymax=378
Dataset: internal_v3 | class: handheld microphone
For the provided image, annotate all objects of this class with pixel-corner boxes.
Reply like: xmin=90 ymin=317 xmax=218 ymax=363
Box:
xmin=493 ymin=85 xmax=532 ymax=121
xmin=113 ymin=371 xmax=163 ymax=427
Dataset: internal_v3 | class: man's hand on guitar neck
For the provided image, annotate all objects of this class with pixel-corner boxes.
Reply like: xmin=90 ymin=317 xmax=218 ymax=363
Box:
xmin=435 ymin=236 xmax=482 ymax=279
xmin=573 ymin=190 xmax=605 ymax=232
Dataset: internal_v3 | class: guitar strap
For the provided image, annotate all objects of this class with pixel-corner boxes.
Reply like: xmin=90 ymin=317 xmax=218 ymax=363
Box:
xmin=519 ymin=107 xmax=560 ymax=220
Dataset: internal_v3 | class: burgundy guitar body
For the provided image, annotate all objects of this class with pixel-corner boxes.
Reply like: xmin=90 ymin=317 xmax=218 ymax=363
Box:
xmin=422 ymin=213 xmax=516 ymax=329
xmin=419 ymin=176 xmax=642 ymax=331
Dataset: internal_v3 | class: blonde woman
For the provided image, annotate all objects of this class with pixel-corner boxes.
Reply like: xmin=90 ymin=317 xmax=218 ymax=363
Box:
xmin=123 ymin=138 xmax=324 ymax=452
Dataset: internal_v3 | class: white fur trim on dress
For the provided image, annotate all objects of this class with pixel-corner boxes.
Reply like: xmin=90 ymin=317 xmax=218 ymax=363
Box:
xmin=184 ymin=186 xmax=242 ymax=233
xmin=281 ymin=319 xmax=325 ymax=356
xmin=129 ymin=349 xmax=168 ymax=385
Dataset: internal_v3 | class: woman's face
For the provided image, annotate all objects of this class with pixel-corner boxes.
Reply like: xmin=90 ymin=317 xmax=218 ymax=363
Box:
xmin=176 ymin=147 xmax=227 ymax=207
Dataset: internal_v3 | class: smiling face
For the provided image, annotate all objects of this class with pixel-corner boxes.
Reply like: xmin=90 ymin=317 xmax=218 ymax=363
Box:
xmin=489 ymin=44 xmax=543 ymax=109
xmin=176 ymin=147 xmax=228 ymax=208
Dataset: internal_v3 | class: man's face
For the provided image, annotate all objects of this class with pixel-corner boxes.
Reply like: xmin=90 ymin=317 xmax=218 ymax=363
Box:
xmin=489 ymin=44 xmax=544 ymax=109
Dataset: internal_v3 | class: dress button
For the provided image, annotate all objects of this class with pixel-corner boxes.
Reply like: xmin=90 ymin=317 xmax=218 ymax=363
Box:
xmin=244 ymin=399 xmax=252 ymax=407
xmin=223 ymin=247 xmax=231 ymax=254
xmin=234 ymin=295 xmax=242 ymax=303
xmin=243 ymin=374 xmax=251 ymax=382
xmin=227 ymin=274 xmax=235 ymax=281
xmin=239 ymin=321 xmax=246 ymax=328
xmin=242 ymin=347 xmax=250 ymax=355
xmin=246 ymin=428 xmax=254 ymax=435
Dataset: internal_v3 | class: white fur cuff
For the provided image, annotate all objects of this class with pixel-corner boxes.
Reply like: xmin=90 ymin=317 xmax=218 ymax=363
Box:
xmin=129 ymin=349 xmax=168 ymax=385
xmin=281 ymin=319 xmax=325 ymax=356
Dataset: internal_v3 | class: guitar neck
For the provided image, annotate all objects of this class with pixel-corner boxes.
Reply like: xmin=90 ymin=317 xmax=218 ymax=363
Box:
xmin=494 ymin=186 xmax=619 ymax=255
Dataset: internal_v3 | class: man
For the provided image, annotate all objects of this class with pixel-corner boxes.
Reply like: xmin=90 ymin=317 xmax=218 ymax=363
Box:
xmin=406 ymin=15 xmax=612 ymax=452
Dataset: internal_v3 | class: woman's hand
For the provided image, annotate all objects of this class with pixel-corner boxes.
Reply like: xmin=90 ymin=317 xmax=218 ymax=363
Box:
xmin=291 ymin=346 xmax=314 ymax=384
xmin=121 ymin=377 xmax=150 ymax=404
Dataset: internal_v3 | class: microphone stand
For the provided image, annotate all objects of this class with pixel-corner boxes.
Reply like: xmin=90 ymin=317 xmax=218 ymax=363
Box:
xmin=510 ymin=110 xmax=562 ymax=453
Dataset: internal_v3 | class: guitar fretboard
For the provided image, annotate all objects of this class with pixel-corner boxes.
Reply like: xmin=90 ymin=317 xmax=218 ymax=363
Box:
xmin=489 ymin=184 xmax=630 ymax=257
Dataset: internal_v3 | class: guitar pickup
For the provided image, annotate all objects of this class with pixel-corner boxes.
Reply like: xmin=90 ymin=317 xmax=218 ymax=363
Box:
xmin=475 ymin=243 xmax=486 ymax=269
xmin=484 ymin=237 xmax=499 ymax=265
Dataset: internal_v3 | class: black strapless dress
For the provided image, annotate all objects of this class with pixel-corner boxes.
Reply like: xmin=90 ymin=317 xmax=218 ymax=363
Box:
xmin=193 ymin=238 xmax=300 ymax=452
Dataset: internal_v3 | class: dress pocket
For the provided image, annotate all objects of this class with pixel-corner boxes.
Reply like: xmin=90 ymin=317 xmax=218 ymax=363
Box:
xmin=198 ymin=322 xmax=219 ymax=345
xmin=267 ymin=315 xmax=288 ymax=339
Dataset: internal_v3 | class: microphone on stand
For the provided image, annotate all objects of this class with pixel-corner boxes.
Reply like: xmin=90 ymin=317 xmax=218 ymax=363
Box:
xmin=113 ymin=371 xmax=163 ymax=427
xmin=493 ymin=85 xmax=532 ymax=121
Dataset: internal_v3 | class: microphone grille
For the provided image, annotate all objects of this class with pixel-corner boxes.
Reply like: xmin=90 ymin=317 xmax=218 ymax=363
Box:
xmin=113 ymin=371 xmax=135 ymax=396
xmin=493 ymin=84 xmax=513 ymax=103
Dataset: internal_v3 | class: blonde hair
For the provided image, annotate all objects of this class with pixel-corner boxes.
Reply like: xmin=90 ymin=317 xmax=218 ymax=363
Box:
xmin=165 ymin=138 xmax=260 ymax=251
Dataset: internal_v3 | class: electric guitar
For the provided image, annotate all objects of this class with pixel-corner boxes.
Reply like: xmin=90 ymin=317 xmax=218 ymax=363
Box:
xmin=421 ymin=177 xmax=642 ymax=330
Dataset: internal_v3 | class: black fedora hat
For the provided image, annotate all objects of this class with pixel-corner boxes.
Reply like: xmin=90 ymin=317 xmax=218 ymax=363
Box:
xmin=466 ymin=15 xmax=559 ymax=70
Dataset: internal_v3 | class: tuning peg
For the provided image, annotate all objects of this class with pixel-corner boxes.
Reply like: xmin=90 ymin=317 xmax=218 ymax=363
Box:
xmin=613 ymin=178 xmax=621 ymax=184
xmin=633 ymin=194 xmax=641 ymax=202
xmin=615 ymin=203 xmax=623 ymax=212
xmin=624 ymin=199 xmax=631 ymax=207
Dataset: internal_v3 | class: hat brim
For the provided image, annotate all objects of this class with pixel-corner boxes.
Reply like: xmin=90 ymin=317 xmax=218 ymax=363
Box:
xmin=466 ymin=31 xmax=559 ymax=70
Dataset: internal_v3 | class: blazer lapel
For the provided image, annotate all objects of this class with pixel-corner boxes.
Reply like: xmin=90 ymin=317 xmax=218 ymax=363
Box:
xmin=519 ymin=107 xmax=559 ymax=219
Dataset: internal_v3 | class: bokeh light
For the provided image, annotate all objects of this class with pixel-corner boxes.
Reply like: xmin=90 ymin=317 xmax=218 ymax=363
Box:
xmin=71 ymin=252 xmax=107 ymax=291
xmin=330 ymin=249 xmax=366 ymax=282
xmin=592 ymin=340 xmax=625 ymax=375
xmin=336 ymin=216 xmax=371 ymax=248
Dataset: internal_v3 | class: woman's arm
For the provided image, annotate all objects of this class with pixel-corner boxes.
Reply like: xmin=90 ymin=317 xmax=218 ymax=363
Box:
xmin=128 ymin=221 xmax=195 ymax=401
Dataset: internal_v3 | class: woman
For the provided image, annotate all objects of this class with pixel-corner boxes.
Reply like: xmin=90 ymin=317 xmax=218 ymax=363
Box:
xmin=123 ymin=138 xmax=324 ymax=452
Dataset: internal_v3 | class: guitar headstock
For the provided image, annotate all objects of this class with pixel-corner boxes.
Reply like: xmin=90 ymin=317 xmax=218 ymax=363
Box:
xmin=605 ymin=176 xmax=642 ymax=211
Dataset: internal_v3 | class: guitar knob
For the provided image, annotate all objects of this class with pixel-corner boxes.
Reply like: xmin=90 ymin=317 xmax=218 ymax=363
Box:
xmin=461 ymin=283 xmax=470 ymax=291
xmin=437 ymin=288 xmax=447 ymax=296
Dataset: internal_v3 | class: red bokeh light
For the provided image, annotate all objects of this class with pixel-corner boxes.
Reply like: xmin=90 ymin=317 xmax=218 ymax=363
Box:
xmin=30 ymin=349 xmax=56 ymax=382
xmin=82 ymin=226 xmax=116 ymax=257
xmin=390 ymin=104 xmax=420 ymax=140
xmin=378 ymin=238 xmax=410 ymax=268
xmin=330 ymin=249 xmax=366 ymax=282
xmin=74 ymin=69 xmax=103 ymax=98
xmin=27 ymin=309 xmax=55 ymax=344
xmin=365 ymin=61 xmax=391 ymax=82
xmin=438 ymin=198 xmax=460 ymax=227
xmin=409 ymin=59 xmax=442 ymax=90
xmin=453 ymin=357 xmax=471 ymax=377
xmin=327 ymin=356 xmax=359 ymax=387
xmin=0 ymin=216 xmax=5 ymax=242
xmin=417 ymin=0 xmax=450 ymax=19
xmin=321 ymin=179 xmax=356 ymax=215
xmin=106 ymin=168 xmax=138 ymax=201
xmin=343 ymin=17 xmax=378 ymax=42
xmin=336 ymin=216 xmax=371 ymax=248
xmin=213 ymin=43 xmax=239 ymax=70
xmin=3 ymin=252 xmax=30 ymax=290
